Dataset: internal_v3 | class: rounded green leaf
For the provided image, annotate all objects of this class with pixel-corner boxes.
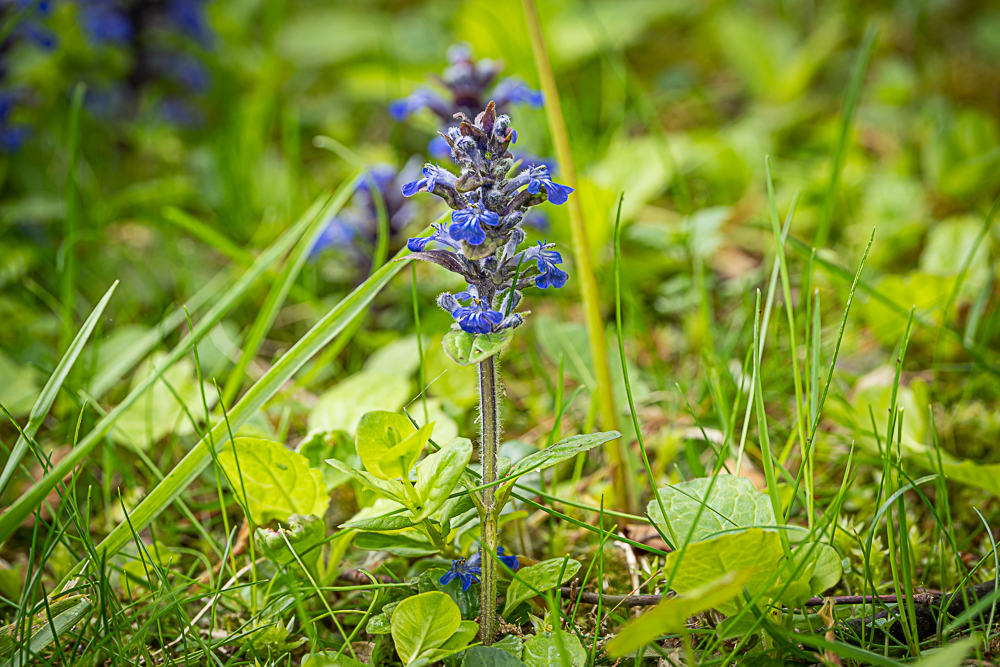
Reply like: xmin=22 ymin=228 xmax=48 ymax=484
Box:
xmin=378 ymin=423 xmax=435 ymax=479
xmin=414 ymin=438 xmax=474 ymax=521
xmin=355 ymin=411 xmax=419 ymax=479
xmin=442 ymin=329 xmax=514 ymax=367
xmin=648 ymin=476 xmax=776 ymax=547
xmin=521 ymin=631 xmax=587 ymax=667
xmin=391 ymin=591 xmax=461 ymax=665
xmin=503 ymin=558 xmax=581 ymax=617
xmin=217 ymin=437 xmax=329 ymax=524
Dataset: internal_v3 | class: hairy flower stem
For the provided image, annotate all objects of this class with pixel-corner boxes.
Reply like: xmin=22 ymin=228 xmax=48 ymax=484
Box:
xmin=478 ymin=354 xmax=501 ymax=645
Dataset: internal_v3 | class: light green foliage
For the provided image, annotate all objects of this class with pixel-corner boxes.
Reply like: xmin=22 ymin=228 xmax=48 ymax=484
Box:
xmin=218 ymin=437 xmax=329 ymax=524
xmin=770 ymin=542 xmax=842 ymax=607
xmin=503 ymin=558 xmax=581 ymax=616
xmin=302 ymin=651 xmax=367 ymax=667
xmin=442 ymin=329 xmax=514 ymax=367
xmin=355 ymin=410 xmax=432 ymax=480
xmin=413 ymin=437 xmax=473 ymax=520
xmin=521 ymin=630 xmax=587 ymax=667
xmin=860 ymin=273 xmax=956 ymax=346
xmin=607 ymin=570 xmax=753 ymax=657
xmin=390 ymin=592 xmax=474 ymax=666
xmin=354 ymin=530 xmax=437 ymax=557
xmin=309 ymin=368 xmax=411 ymax=436
xmin=908 ymin=637 xmax=977 ymax=667
xmin=112 ymin=352 xmax=216 ymax=449
xmin=298 ymin=430 xmax=356 ymax=490
xmin=326 ymin=458 xmax=409 ymax=505
xmin=665 ymin=528 xmax=784 ymax=615
xmin=920 ymin=216 xmax=992 ymax=290
xmin=463 ymin=646 xmax=529 ymax=667
xmin=648 ymin=476 xmax=776 ymax=545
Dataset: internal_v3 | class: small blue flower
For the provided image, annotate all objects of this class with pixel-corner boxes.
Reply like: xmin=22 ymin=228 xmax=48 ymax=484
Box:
xmin=439 ymin=548 xmax=519 ymax=591
xmin=428 ymin=135 xmax=452 ymax=160
xmin=439 ymin=555 xmax=482 ymax=591
xmin=166 ymin=0 xmax=212 ymax=43
xmin=389 ymin=88 xmax=443 ymax=122
xmin=401 ymin=164 xmax=451 ymax=198
xmin=452 ymin=304 xmax=503 ymax=334
xmin=449 ymin=205 xmax=499 ymax=246
xmin=77 ymin=0 xmax=133 ymax=45
xmin=526 ymin=165 xmax=573 ymax=205
xmin=493 ymin=78 xmax=544 ymax=108
xmin=497 ymin=547 xmax=519 ymax=570
xmin=528 ymin=241 xmax=568 ymax=289
xmin=407 ymin=223 xmax=457 ymax=252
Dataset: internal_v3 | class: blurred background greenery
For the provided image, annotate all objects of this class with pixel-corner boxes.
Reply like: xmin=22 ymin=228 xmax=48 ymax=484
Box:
xmin=3 ymin=0 xmax=1000 ymax=525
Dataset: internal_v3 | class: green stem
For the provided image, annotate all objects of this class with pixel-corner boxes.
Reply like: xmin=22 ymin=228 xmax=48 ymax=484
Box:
xmin=478 ymin=354 xmax=501 ymax=645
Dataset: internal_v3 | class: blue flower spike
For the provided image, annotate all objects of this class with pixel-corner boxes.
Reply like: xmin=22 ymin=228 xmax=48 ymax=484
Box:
xmin=402 ymin=101 xmax=574 ymax=340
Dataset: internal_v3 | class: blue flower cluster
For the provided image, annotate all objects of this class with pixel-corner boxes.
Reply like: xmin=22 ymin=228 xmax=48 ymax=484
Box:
xmin=310 ymin=163 xmax=419 ymax=262
xmin=440 ymin=547 xmax=519 ymax=591
xmin=403 ymin=102 xmax=571 ymax=336
xmin=389 ymin=44 xmax=543 ymax=160
xmin=0 ymin=0 xmax=56 ymax=152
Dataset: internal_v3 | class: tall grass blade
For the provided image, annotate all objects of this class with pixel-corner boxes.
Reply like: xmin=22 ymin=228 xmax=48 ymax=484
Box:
xmin=0 ymin=282 xmax=118 ymax=498
xmin=521 ymin=0 xmax=631 ymax=512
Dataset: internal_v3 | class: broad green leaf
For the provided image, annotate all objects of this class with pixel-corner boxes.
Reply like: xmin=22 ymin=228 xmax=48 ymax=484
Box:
xmin=442 ymin=329 xmax=514 ymax=367
xmin=497 ymin=432 xmax=621 ymax=507
xmin=379 ymin=423 xmax=434 ymax=480
xmin=364 ymin=335 xmax=425 ymax=377
xmin=463 ymin=646 xmax=529 ymax=667
xmin=354 ymin=530 xmax=437 ymax=557
xmin=325 ymin=458 xmax=409 ymax=506
xmin=606 ymin=570 xmax=752 ymax=657
xmin=256 ymin=514 xmax=326 ymax=578
xmin=521 ymin=631 xmax=587 ymax=667
xmin=355 ymin=411 xmax=424 ymax=479
xmin=860 ymin=273 xmax=955 ymax=346
xmin=648 ymin=476 xmax=776 ymax=546
xmin=771 ymin=542 xmax=842 ymax=607
xmin=218 ymin=437 xmax=329 ymax=524
xmin=492 ymin=636 xmax=524 ymax=659
xmin=0 ymin=351 xmax=41 ymax=417
xmin=301 ymin=651 xmax=367 ymax=667
xmin=366 ymin=613 xmax=391 ymax=634
xmin=503 ymin=558 xmax=581 ymax=617
xmin=665 ymin=528 xmax=784 ymax=615
xmin=414 ymin=438 xmax=474 ymax=521
xmin=111 ymin=353 xmax=216 ymax=449
xmin=419 ymin=620 xmax=479 ymax=663
xmin=309 ymin=369 xmax=411 ymax=436
xmin=391 ymin=591 xmax=462 ymax=665
xmin=298 ymin=430 xmax=355 ymax=490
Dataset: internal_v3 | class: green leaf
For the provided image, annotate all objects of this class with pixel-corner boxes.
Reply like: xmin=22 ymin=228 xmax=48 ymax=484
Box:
xmin=606 ymin=570 xmax=753 ymax=657
xmin=355 ymin=411 xmax=421 ymax=479
xmin=414 ymin=438 xmax=474 ymax=521
xmin=492 ymin=636 xmax=524 ymax=659
xmin=325 ymin=458 xmax=408 ymax=506
xmin=379 ymin=423 xmax=434 ymax=479
xmin=309 ymin=369 xmax=412 ymax=436
xmin=420 ymin=620 xmax=479 ymax=663
xmin=354 ymin=530 xmax=437 ymax=557
xmin=648 ymin=476 xmax=776 ymax=546
xmin=907 ymin=637 xmax=977 ymax=667
xmin=256 ymin=513 xmax=326 ymax=578
xmin=218 ymin=437 xmax=329 ymax=524
xmin=665 ymin=528 xmax=784 ymax=615
xmin=341 ymin=514 xmax=416 ymax=532
xmin=365 ymin=613 xmax=391 ymax=635
xmin=301 ymin=651 xmax=367 ymax=667
xmin=390 ymin=591 xmax=462 ymax=665
xmin=521 ymin=631 xmax=587 ymax=667
xmin=503 ymin=558 xmax=581 ymax=617
xmin=297 ymin=430 xmax=355 ymax=490
xmin=442 ymin=329 xmax=514 ymax=366
xmin=463 ymin=646 xmax=529 ymax=667
xmin=771 ymin=542 xmax=842 ymax=608
xmin=417 ymin=568 xmax=480 ymax=619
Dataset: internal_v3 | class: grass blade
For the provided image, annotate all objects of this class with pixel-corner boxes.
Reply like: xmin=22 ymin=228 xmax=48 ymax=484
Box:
xmin=0 ymin=281 xmax=118 ymax=498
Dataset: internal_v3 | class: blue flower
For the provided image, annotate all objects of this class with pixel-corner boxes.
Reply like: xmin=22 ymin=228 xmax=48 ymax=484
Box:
xmin=428 ymin=135 xmax=452 ymax=160
xmin=0 ymin=91 xmax=31 ymax=153
xmin=165 ymin=0 xmax=212 ymax=43
xmin=452 ymin=303 xmax=503 ymax=334
xmin=401 ymin=164 xmax=451 ymax=198
xmin=407 ymin=223 xmax=457 ymax=252
xmin=526 ymin=165 xmax=573 ymax=205
xmin=439 ymin=548 xmax=519 ymax=591
xmin=449 ymin=205 xmax=499 ymax=246
xmin=527 ymin=242 xmax=568 ymax=289
xmin=439 ymin=555 xmax=482 ymax=591
xmin=493 ymin=78 xmax=544 ymax=108
xmin=77 ymin=0 xmax=133 ymax=45
xmin=389 ymin=88 xmax=444 ymax=122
